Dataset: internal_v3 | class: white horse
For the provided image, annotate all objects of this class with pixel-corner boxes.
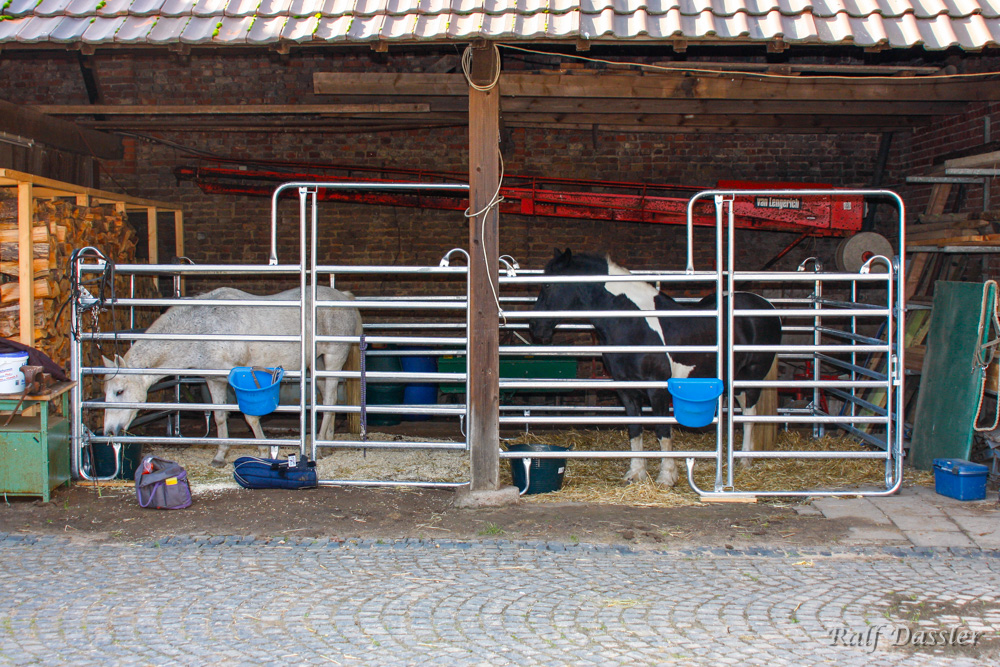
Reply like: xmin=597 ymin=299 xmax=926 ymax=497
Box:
xmin=102 ymin=286 xmax=362 ymax=467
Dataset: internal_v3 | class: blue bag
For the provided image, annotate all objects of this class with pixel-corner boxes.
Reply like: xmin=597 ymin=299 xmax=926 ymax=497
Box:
xmin=233 ymin=455 xmax=318 ymax=490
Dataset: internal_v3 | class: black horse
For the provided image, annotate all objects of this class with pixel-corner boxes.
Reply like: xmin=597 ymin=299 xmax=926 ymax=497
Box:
xmin=528 ymin=248 xmax=781 ymax=486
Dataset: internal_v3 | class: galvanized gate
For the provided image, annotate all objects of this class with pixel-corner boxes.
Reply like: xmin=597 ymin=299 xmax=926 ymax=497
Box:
xmin=71 ymin=185 xmax=905 ymax=498
xmin=497 ymin=189 xmax=905 ymax=498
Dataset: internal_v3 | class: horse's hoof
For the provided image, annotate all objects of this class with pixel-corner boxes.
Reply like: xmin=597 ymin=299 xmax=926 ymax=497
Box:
xmin=210 ymin=459 xmax=226 ymax=468
xmin=657 ymin=471 xmax=680 ymax=488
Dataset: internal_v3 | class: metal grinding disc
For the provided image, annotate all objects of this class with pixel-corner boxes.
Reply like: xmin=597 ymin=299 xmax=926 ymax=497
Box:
xmin=835 ymin=232 xmax=894 ymax=273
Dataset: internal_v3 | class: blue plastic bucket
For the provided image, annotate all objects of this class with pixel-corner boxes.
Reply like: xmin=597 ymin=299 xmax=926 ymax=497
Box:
xmin=399 ymin=354 xmax=438 ymax=421
xmin=667 ymin=378 xmax=724 ymax=428
xmin=228 ymin=366 xmax=284 ymax=416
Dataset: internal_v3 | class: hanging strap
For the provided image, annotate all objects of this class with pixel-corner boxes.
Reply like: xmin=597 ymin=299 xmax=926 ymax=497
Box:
xmin=359 ymin=333 xmax=368 ymax=443
xmin=973 ymin=280 xmax=1000 ymax=432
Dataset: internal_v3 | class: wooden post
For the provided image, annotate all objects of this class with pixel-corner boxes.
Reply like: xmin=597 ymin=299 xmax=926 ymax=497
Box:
xmin=146 ymin=207 xmax=159 ymax=264
xmin=174 ymin=210 xmax=185 ymax=295
xmin=467 ymin=42 xmax=501 ymax=492
xmin=17 ymin=182 xmax=33 ymax=346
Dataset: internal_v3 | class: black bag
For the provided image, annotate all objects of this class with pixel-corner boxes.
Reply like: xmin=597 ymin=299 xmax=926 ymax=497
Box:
xmin=233 ymin=455 xmax=318 ymax=490
xmin=134 ymin=456 xmax=192 ymax=509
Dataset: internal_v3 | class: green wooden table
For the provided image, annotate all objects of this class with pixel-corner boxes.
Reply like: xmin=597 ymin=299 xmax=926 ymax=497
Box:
xmin=0 ymin=381 xmax=74 ymax=502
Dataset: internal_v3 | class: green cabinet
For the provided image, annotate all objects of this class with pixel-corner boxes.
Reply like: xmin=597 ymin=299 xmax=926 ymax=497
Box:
xmin=0 ymin=382 xmax=73 ymax=502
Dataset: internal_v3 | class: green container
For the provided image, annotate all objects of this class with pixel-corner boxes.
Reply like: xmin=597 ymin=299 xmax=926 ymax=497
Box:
xmin=437 ymin=356 xmax=578 ymax=394
xmin=507 ymin=443 xmax=568 ymax=495
xmin=85 ymin=441 xmax=143 ymax=480
xmin=364 ymin=349 xmax=405 ymax=426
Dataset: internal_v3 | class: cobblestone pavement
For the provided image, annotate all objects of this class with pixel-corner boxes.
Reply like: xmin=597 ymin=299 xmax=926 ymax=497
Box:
xmin=0 ymin=536 xmax=998 ymax=666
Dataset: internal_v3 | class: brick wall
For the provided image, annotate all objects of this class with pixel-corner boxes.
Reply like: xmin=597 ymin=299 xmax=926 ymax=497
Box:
xmin=0 ymin=47 xmax=943 ymax=288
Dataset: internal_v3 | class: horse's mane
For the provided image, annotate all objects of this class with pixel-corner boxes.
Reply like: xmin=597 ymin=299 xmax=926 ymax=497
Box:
xmin=545 ymin=250 xmax=614 ymax=275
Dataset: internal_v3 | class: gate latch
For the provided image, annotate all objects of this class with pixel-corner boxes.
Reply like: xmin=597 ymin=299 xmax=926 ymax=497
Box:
xmin=890 ymin=353 xmax=902 ymax=387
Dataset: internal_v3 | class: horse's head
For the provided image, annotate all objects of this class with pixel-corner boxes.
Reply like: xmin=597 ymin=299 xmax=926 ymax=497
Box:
xmin=528 ymin=248 xmax=593 ymax=345
xmin=102 ymin=354 xmax=144 ymax=436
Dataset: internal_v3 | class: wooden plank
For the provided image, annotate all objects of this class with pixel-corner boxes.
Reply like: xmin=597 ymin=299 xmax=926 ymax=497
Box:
xmin=147 ymin=207 xmax=158 ymax=265
xmin=926 ymin=183 xmax=953 ymax=216
xmin=944 ymin=150 xmax=1000 ymax=170
xmin=34 ymin=103 xmax=431 ymax=115
xmin=17 ymin=182 xmax=33 ymax=346
xmin=919 ymin=234 xmax=1000 ymax=246
xmin=467 ymin=44 xmax=501 ymax=493
xmin=0 ymin=99 xmax=122 ymax=160
xmin=905 ymin=253 xmax=929 ymax=302
xmin=313 ymin=71 xmax=1000 ymax=102
xmin=0 ymin=168 xmax=179 ymax=211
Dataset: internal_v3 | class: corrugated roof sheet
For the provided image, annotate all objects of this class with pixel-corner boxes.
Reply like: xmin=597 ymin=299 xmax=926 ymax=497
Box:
xmin=1 ymin=0 xmax=997 ymax=48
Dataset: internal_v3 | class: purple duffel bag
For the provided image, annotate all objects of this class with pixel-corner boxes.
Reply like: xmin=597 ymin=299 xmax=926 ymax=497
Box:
xmin=134 ymin=456 xmax=192 ymax=510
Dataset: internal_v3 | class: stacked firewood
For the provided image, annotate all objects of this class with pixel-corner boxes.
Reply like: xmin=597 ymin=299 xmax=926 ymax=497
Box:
xmin=0 ymin=192 xmax=141 ymax=370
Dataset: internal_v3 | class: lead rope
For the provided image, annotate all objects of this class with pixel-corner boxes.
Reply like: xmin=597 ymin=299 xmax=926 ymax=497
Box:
xmin=359 ymin=333 xmax=368 ymax=447
xmin=973 ymin=280 xmax=1000 ymax=432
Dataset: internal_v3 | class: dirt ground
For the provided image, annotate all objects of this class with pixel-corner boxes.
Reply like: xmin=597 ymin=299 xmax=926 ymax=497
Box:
xmin=1 ymin=480 xmax=857 ymax=549
xmin=0 ymin=419 xmax=966 ymax=548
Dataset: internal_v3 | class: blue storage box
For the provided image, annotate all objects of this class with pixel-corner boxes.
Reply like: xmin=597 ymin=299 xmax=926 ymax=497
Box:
xmin=932 ymin=458 xmax=989 ymax=501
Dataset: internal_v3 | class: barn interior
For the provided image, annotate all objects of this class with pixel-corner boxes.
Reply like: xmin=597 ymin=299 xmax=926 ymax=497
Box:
xmin=1 ymin=0 xmax=999 ymax=502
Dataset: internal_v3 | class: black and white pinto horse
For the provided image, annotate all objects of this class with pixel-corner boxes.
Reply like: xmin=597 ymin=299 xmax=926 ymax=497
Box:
xmin=528 ymin=249 xmax=781 ymax=487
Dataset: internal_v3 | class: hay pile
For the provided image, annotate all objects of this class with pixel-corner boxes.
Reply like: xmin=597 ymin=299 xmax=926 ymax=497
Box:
xmin=146 ymin=431 xmax=469 ymax=497
xmin=146 ymin=427 xmax=932 ymax=507
xmin=502 ymin=429 xmax=934 ymax=508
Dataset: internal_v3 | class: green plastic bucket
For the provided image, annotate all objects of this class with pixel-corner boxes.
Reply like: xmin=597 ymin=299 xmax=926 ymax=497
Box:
xmin=85 ymin=441 xmax=143 ymax=480
xmin=507 ymin=443 xmax=568 ymax=495
xmin=365 ymin=348 xmax=405 ymax=426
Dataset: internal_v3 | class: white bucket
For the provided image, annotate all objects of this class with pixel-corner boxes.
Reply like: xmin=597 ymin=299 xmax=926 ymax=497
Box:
xmin=0 ymin=352 xmax=29 ymax=394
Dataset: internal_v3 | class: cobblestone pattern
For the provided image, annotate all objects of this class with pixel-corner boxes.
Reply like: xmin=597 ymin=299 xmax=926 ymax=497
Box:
xmin=0 ymin=536 xmax=997 ymax=666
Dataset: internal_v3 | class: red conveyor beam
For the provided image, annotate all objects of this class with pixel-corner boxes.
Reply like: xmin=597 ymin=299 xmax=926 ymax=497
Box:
xmin=174 ymin=165 xmax=863 ymax=237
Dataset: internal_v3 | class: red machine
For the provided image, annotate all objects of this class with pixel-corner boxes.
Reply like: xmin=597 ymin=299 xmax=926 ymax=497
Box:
xmin=174 ymin=162 xmax=863 ymax=237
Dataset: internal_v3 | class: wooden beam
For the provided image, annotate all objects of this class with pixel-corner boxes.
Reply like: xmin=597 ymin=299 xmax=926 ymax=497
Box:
xmin=314 ymin=71 xmax=1000 ymax=102
xmin=0 ymin=98 xmax=122 ymax=160
xmin=34 ymin=103 xmax=431 ymax=115
xmin=17 ymin=181 xmax=33 ymax=346
xmin=174 ymin=210 xmax=185 ymax=295
xmin=147 ymin=207 xmax=158 ymax=264
xmin=467 ymin=44 xmax=501 ymax=493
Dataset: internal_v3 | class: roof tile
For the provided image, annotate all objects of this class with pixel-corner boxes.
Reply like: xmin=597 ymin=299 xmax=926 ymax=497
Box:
xmin=160 ymin=0 xmax=197 ymax=15
xmin=951 ymin=13 xmax=1000 ymax=44
xmin=13 ymin=16 xmax=62 ymax=41
xmin=129 ymin=0 xmax=167 ymax=15
xmin=3 ymin=0 xmax=43 ymax=17
xmin=280 ymin=14 xmax=318 ymax=37
xmin=65 ymin=0 xmax=101 ymax=16
xmin=50 ymin=14 xmax=94 ymax=38
xmin=224 ymin=0 xmax=260 ymax=15
xmin=978 ymin=0 xmax=1000 ymax=17
xmin=98 ymin=0 xmax=136 ymax=16
xmin=0 ymin=0 xmax=996 ymax=48
xmin=246 ymin=13 xmax=285 ymax=39
xmin=81 ymin=15 xmax=127 ymax=40
xmin=288 ymin=0 xmax=325 ymax=15
xmin=115 ymin=14 xmax=157 ymax=40
xmin=214 ymin=14 xmax=251 ymax=39
xmin=179 ymin=14 xmax=219 ymax=40
xmin=193 ymin=0 xmax=229 ymax=16
xmin=0 ymin=17 xmax=27 ymax=39
xmin=347 ymin=13 xmax=384 ymax=37
xmin=146 ymin=15 xmax=190 ymax=40
xmin=312 ymin=14 xmax=350 ymax=38
xmin=380 ymin=12 xmax=417 ymax=35
xmin=34 ymin=0 xmax=74 ymax=17
xmin=256 ymin=0 xmax=291 ymax=15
